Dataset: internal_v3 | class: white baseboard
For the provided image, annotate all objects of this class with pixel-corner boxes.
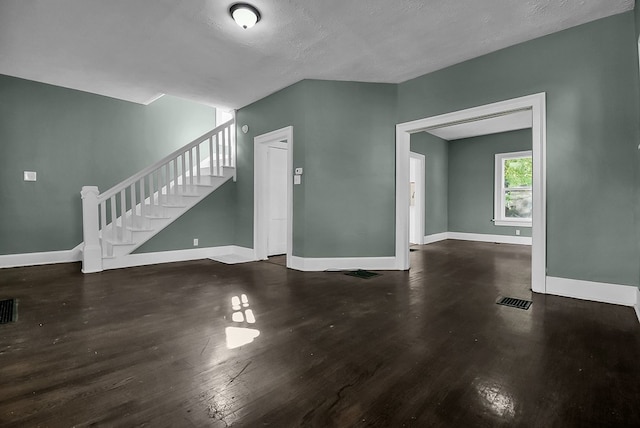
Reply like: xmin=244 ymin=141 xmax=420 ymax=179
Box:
xmin=0 ymin=244 xmax=82 ymax=269
xmin=210 ymin=246 xmax=256 ymax=265
xmin=447 ymin=232 xmax=532 ymax=245
xmin=421 ymin=232 xmax=531 ymax=246
xmin=635 ymin=288 xmax=640 ymax=324
xmin=289 ymin=256 xmax=397 ymax=272
xmin=423 ymin=232 xmax=448 ymax=245
xmin=546 ymin=276 xmax=638 ymax=307
xmin=102 ymin=245 xmax=256 ymax=271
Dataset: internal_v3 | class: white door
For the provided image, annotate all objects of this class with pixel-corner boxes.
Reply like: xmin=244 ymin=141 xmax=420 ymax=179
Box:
xmin=267 ymin=146 xmax=288 ymax=255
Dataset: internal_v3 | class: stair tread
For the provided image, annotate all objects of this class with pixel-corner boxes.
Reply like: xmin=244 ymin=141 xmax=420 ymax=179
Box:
xmin=127 ymin=227 xmax=154 ymax=232
xmin=104 ymin=240 xmax=137 ymax=246
xmin=172 ymin=191 xmax=201 ymax=197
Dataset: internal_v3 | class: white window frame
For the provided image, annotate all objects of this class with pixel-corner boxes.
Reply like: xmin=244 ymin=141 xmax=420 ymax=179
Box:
xmin=494 ymin=150 xmax=533 ymax=227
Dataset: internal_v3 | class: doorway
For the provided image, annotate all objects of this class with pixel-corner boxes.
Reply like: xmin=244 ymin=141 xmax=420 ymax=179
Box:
xmin=395 ymin=93 xmax=546 ymax=293
xmin=254 ymin=126 xmax=293 ymax=267
xmin=266 ymin=143 xmax=287 ymax=256
xmin=409 ymin=152 xmax=425 ymax=245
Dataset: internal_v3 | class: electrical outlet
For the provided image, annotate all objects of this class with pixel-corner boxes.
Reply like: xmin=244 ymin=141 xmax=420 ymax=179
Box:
xmin=193 ymin=238 xmax=199 ymax=247
xmin=515 ymin=230 xmax=520 ymax=236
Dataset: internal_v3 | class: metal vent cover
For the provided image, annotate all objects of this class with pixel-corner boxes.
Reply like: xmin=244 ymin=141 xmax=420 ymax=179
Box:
xmin=345 ymin=270 xmax=380 ymax=279
xmin=496 ymin=296 xmax=532 ymax=310
xmin=0 ymin=299 xmax=17 ymax=324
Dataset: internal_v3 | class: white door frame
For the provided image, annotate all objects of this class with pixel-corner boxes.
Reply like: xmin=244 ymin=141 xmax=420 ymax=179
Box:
xmin=395 ymin=93 xmax=547 ymax=293
xmin=254 ymin=126 xmax=293 ymax=267
xmin=409 ymin=152 xmax=425 ymax=245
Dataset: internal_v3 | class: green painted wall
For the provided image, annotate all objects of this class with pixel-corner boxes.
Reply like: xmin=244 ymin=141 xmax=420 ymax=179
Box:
xmin=0 ymin=74 xmax=219 ymax=254
xmin=448 ymin=129 xmax=532 ymax=237
xmin=235 ymin=80 xmax=397 ymax=258
xmin=410 ymin=133 xmax=449 ymax=236
xmin=398 ymin=13 xmax=640 ymax=286
xmin=134 ymin=180 xmax=236 ymax=253
xmin=300 ymin=80 xmax=397 ymax=257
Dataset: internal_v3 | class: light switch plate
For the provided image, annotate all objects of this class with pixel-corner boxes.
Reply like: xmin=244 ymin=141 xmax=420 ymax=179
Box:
xmin=295 ymin=167 xmax=303 ymax=175
xmin=294 ymin=175 xmax=301 ymax=185
xmin=24 ymin=171 xmax=37 ymax=181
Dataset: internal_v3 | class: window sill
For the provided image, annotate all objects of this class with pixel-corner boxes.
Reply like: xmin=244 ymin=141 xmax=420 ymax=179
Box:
xmin=493 ymin=220 xmax=532 ymax=228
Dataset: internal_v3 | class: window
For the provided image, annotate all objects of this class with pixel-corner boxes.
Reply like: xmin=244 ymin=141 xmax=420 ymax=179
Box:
xmin=494 ymin=151 xmax=532 ymax=227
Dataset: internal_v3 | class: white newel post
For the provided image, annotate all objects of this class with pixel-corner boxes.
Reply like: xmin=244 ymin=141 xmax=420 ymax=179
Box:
xmin=81 ymin=186 xmax=103 ymax=273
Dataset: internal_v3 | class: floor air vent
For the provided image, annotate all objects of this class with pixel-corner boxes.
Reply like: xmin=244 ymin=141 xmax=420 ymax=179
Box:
xmin=0 ymin=299 xmax=17 ymax=324
xmin=345 ymin=270 xmax=380 ymax=279
xmin=496 ymin=296 xmax=532 ymax=310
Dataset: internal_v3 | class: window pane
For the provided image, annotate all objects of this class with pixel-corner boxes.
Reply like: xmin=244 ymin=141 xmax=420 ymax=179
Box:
xmin=504 ymin=157 xmax=532 ymax=188
xmin=505 ymin=189 xmax=532 ymax=218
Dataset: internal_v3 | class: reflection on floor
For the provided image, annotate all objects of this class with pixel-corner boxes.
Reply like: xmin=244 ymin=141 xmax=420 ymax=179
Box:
xmin=0 ymin=240 xmax=639 ymax=427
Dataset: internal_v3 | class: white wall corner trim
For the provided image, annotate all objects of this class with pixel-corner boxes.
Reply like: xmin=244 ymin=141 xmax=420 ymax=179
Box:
xmin=0 ymin=244 xmax=83 ymax=269
xmin=635 ymin=287 xmax=640 ymax=324
xmin=423 ymin=232 xmax=449 ymax=245
xmin=289 ymin=256 xmax=397 ymax=272
xmin=447 ymin=232 xmax=532 ymax=245
xmin=546 ymin=276 xmax=638 ymax=308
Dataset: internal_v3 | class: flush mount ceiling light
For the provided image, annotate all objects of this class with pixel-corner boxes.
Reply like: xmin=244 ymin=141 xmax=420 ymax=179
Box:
xmin=230 ymin=3 xmax=261 ymax=29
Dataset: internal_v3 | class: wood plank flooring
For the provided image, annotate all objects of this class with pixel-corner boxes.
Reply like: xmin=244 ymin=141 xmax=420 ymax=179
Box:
xmin=1 ymin=240 xmax=639 ymax=427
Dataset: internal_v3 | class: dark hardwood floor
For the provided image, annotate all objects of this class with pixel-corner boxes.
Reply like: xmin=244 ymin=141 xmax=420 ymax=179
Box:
xmin=1 ymin=240 xmax=639 ymax=427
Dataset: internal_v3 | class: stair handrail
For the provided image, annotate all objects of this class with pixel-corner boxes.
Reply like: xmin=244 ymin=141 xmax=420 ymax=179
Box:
xmin=98 ymin=118 xmax=235 ymax=203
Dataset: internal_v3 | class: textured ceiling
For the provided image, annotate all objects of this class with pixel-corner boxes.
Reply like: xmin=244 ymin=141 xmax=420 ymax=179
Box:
xmin=0 ymin=0 xmax=634 ymax=110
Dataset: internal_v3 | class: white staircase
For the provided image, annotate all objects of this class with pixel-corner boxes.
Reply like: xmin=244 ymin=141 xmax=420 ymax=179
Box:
xmin=80 ymin=119 xmax=236 ymax=273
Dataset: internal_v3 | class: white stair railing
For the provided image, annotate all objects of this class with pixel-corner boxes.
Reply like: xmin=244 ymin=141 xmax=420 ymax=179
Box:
xmin=81 ymin=119 xmax=235 ymax=273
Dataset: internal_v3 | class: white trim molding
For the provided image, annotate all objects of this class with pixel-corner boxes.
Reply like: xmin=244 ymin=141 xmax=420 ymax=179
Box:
xmin=289 ymin=256 xmax=397 ymax=272
xmin=254 ymin=126 xmax=294 ymax=268
xmin=0 ymin=244 xmax=258 ymax=271
xmin=421 ymin=232 xmax=531 ymax=246
xmin=423 ymin=232 xmax=449 ymax=245
xmin=409 ymin=152 xmax=425 ymax=245
xmin=0 ymin=244 xmax=82 ymax=269
xmin=396 ymin=93 xmax=546 ymax=293
xmin=209 ymin=246 xmax=256 ymax=265
xmin=102 ymin=246 xmax=256 ymax=271
xmin=546 ymin=276 xmax=638 ymax=307
xmin=448 ymin=232 xmax=532 ymax=246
